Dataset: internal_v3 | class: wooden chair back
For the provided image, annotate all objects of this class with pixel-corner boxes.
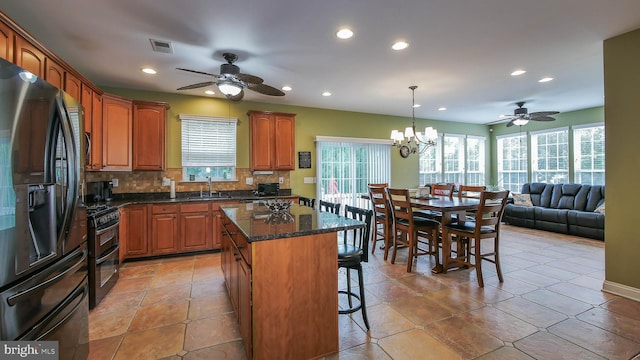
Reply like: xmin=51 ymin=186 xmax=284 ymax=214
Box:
xmin=458 ymin=185 xmax=486 ymax=199
xmin=431 ymin=183 xmax=455 ymax=200
xmin=319 ymin=200 xmax=341 ymax=215
xmin=386 ymin=188 xmax=415 ymax=232
xmin=473 ymin=190 xmax=510 ymax=229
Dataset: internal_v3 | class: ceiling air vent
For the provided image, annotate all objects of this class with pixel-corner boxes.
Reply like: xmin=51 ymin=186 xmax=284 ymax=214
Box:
xmin=149 ymin=39 xmax=173 ymax=54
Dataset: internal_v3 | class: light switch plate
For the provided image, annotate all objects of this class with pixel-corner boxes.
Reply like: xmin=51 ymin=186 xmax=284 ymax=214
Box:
xmin=112 ymin=178 xmax=119 ymax=187
xmin=246 ymin=177 xmax=253 ymax=185
xmin=279 ymin=177 xmax=284 ymax=184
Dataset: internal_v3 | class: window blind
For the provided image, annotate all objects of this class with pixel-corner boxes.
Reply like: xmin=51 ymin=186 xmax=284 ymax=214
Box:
xmin=180 ymin=114 xmax=237 ymax=167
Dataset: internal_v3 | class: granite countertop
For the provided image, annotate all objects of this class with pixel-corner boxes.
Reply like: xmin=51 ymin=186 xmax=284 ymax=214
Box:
xmin=220 ymin=203 xmax=365 ymax=242
xmin=88 ymin=191 xmax=298 ymax=208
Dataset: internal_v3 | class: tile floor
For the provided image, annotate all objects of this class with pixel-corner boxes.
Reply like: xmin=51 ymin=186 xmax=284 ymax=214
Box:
xmin=88 ymin=225 xmax=640 ymax=360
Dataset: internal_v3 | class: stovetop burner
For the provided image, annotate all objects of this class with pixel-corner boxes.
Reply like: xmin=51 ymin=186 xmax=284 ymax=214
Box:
xmin=87 ymin=204 xmax=120 ymax=230
xmin=87 ymin=204 xmax=110 ymax=214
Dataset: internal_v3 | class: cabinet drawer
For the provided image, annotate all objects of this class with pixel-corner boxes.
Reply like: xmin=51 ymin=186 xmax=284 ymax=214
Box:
xmin=150 ymin=204 xmax=178 ymax=214
xmin=180 ymin=202 xmax=209 ymax=213
xmin=235 ymin=233 xmax=251 ymax=266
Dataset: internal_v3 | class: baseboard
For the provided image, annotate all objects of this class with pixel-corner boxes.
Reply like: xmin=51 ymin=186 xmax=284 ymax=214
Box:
xmin=602 ymin=280 xmax=640 ymax=302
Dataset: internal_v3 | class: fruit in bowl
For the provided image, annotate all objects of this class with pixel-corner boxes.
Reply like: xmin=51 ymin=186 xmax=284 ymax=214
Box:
xmin=264 ymin=199 xmax=293 ymax=213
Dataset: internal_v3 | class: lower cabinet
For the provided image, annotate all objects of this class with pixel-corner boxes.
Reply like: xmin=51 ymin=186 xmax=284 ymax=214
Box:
xmin=149 ymin=204 xmax=179 ymax=255
xmin=221 ymin=218 xmax=252 ymax=358
xmin=124 ymin=205 xmax=149 ymax=258
xmin=179 ymin=203 xmax=212 ymax=252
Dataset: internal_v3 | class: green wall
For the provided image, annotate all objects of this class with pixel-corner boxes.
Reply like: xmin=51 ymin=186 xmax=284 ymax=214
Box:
xmin=603 ymin=27 xmax=640 ymax=290
xmin=488 ymin=106 xmax=604 ymax=186
xmin=103 ymin=86 xmax=489 ymax=198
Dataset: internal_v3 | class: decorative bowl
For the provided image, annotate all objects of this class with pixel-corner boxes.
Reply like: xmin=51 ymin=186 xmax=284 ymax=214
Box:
xmin=264 ymin=199 xmax=294 ymax=213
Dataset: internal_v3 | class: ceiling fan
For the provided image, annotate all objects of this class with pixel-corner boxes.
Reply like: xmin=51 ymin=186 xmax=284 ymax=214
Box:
xmin=176 ymin=52 xmax=285 ymax=101
xmin=502 ymin=101 xmax=559 ymax=127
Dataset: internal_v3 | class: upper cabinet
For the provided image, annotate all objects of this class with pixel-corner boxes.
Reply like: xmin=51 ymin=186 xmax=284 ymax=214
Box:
xmin=83 ymin=85 xmax=104 ymax=171
xmin=64 ymin=71 xmax=81 ymax=101
xmin=44 ymin=57 xmax=64 ymax=89
xmin=14 ymin=34 xmax=44 ymax=77
xmin=0 ymin=20 xmax=13 ymax=61
xmin=132 ymin=101 xmax=168 ymax=171
xmin=248 ymin=111 xmax=295 ymax=171
xmin=102 ymin=94 xmax=132 ymax=171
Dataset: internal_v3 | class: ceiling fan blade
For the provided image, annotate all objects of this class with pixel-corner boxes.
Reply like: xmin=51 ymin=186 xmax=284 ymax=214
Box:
xmin=177 ymin=81 xmax=215 ymax=90
xmin=506 ymin=120 xmax=516 ymax=127
xmin=236 ymin=73 xmax=263 ymax=84
xmin=530 ymin=111 xmax=559 ymax=117
xmin=177 ymin=67 xmax=217 ymax=77
xmin=247 ymin=83 xmax=285 ymax=96
xmin=226 ymin=89 xmax=245 ymax=102
xmin=531 ymin=116 xmax=556 ymax=122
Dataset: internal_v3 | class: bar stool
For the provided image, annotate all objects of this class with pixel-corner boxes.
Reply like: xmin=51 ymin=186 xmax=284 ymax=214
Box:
xmin=338 ymin=205 xmax=373 ymax=330
xmin=319 ymin=200 xmax=341 ymax=215
xmin=387 ymin=188 xmax=441 ymax=273
xmin=368 ymin=184 xmax=392 ymax=260
xmin=299 ymin=196 xmax=316 ymax=209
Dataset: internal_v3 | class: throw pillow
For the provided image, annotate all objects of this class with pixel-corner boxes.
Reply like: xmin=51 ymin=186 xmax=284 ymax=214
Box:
xmin=595 ymin=202 xmax=605 ymax=214
xmin=513 ymin=193 xmax=533 ymax=207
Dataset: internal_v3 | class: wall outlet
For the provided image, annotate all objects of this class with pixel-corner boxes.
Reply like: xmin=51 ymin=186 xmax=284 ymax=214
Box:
xmin=161 ymin=177 xmax=171 ymax=186
xmin=111 ymin=178 xmax=119 ymax=187
xmin=246 ymin=177 xmax=253 ymax=185
xmin=279 ymin=177 xmax=284 ymax=184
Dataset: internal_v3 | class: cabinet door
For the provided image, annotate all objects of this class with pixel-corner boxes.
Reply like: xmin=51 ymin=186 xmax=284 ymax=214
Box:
xmin=102 ymin=95 xmax=132 ymax=171
xmin=88 ymin=92 xmax=103 ymax=170
xmin=126 ymin=205 xmax=149 ymax=257
xmin=45 ymin=58 xmax=64 ymax=89
xmin=133 ymin=102 xmax=166 ymax=171
xmin=14 ymin=35 xmax=44 ymax=77
xmin=180 ymin=212 xmax=211 ymax=251
xmin=212 ymin=210 xmax=223 ymax=249
xmin=238 ymin=258 xmax=252 ymax=359
xmin=274 ymin=114 xmax=295 ymax=170
xmin=150 ymin=212 xmax=179 ymax=255
xmin=250 ymin=113 xmax=274 ymax=170
xmin=64 ymin=72 xmax=81 ymax=101
xmin=0 ymin=21 xmax=13 ymax=62
xmin=118 ymin=207 xmax=128 ymax=263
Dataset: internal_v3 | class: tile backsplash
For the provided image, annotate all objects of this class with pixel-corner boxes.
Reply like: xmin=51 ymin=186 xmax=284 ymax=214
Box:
xmin=85 ymin=168 xmax=290 ymax=194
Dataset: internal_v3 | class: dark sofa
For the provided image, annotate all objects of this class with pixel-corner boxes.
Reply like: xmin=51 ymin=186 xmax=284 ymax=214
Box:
xmin=502 ymin=183 xmax=605 ymax=240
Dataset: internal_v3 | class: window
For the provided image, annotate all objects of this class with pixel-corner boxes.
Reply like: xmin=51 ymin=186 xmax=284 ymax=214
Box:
xmin=574 ymin=124 xmax=605 ymax=185
xmin=466 ymin=136 xmax=486 ymax=186
xmin=497 ymin=133 xmax=528 ymax=193
xmin=315 ymin=136 xmax=390 ymax=209
xmin=531 ymin=128 xmax=569 ymax=183
xmin=418 ymin=137 xmax=442 ymax=185
xmin=180 ymin=114 xmax=237 ymax=181
xmin=443 ymin=134 xmax=465 ymax=184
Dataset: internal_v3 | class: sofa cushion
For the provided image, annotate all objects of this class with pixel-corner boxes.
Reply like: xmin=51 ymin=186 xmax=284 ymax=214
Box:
xmin=595 ymin=202 xmax=605 ymax=214
xmin=523 ymin=183 xmax=554 ymax=207
xmin=503 ymin=204 xmax=535 ymax=228
xmin=534 ymin=207 xmax=569 ymax=234
xmin=585 ymin=186 xmax=605 ymax=212
xmin=567 ymin=210 xmax=605 ymax=240
xmin=552 ymin=183 xmax=585 ymax=210
xmin=512 ymin=193 xmax=533 ymax=206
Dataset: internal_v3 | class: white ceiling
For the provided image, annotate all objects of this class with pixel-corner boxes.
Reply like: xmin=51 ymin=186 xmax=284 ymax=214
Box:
xmin=4 ymin=0 xmax=640 ymax=125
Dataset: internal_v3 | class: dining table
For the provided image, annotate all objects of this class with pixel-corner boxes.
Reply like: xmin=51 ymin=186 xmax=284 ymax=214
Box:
xmin=410 ymin=195 xmax=480 ymax=273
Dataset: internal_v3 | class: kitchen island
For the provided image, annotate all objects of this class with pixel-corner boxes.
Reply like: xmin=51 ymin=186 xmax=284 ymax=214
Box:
xmin=220 ymin=203 xmax=364 ymax=360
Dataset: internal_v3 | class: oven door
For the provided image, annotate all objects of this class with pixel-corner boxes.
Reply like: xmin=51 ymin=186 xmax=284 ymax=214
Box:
xmin=89 ymin=244 xmax=119 ymax=309
xmin=90 ymin=221 xmax=118 ymax=258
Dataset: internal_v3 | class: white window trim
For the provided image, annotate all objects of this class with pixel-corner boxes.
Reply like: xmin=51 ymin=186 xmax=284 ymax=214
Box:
xmin=572 ymin=122 xmax=604 ymax=130
xmin=314 ymin=135 xmax=392 ymax=145
xmin=530 ymin=126 xmax=569 ymax=136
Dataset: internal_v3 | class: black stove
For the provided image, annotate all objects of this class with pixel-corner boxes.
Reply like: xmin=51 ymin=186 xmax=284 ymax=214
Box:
xmin=87 ymin=204 xmax=120 ymax=230
xmin=86 ymin=203 xmax=120 ymax=309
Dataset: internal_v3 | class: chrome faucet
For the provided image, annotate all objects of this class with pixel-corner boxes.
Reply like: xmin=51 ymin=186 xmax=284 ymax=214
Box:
xmin=207 ymin=177 xmax=214 ymax=197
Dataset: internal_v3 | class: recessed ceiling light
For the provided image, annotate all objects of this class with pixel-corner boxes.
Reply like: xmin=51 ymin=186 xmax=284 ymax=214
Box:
xmin=336 ymin=28 xmax=353 ymax=39
xmin=322 ymin=91 xmax=332 ymax=97
xmin=282 ymin=86 xmax=292 ymax=91
xmin=438 ymin=107 xmax=447 ymax=111
xmin=511 ymin=69 xmax=526 ymax=76
xmin=539 ymin=77 xmax=554 ymax=83
xmin=204 ymin=90 xmax=215 ymax=95
xmin=392 ymin=41 xmax=409 ymax=51
xmin=141 ymin=67 xmax=157 ymax=75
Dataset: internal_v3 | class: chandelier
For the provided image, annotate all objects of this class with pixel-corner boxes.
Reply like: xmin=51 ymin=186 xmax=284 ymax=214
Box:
xmin=390 ymin=86 xmax=438 ymax=158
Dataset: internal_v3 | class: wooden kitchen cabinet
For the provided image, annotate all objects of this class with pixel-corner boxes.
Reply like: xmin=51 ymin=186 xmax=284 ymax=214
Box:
xmin=132 ymin=100 xmax=168 ymax=171
xmin=124 ymin=205 xmax=149 ymax=258
xmin=179 ymin=202 xmax=212 ymax=252
xmin=149 ymin=204 xmax=179 ymax=255
xmin=118 ymin=207 xmax=128 ymax=263
xmin=248 ymin=111 xmax=295 ymax=171
xmin=0 ymin=20 xmax=14 ymax=62
xmin=14 ymin=34 xmax=44 ymax=77
xmin=212 ymin=201 xmax=235 ymax=250
xmin=44 ymin=58 xmax=64 ymax=89
xmin=87 ymin=91 xmax=103 ymax=170
xmin=102 ymin=94 xmax=132 ymax=171
xmin=64 ymin=71 xmax=81 ymax=101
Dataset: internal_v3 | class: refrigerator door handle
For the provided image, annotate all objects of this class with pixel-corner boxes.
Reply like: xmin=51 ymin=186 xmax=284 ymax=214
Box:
xmin=7 ymin=247 xmax=87 ymax=306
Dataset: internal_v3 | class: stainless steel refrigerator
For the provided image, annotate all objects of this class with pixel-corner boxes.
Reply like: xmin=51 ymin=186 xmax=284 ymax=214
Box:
xmin=0 ymin=57 xmax=88 ymax=359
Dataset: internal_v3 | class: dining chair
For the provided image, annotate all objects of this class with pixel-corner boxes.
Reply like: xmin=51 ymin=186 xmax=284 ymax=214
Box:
xmin=386 ymin=188 xmax=440 ymax=273
xmin=413 ymin=183 xmax=455 ymax=221
xmin=368 ymin=184 xmax=392 ymax=259
xmin=319 ymin=200 xmax=341 ymax=215
xmin=299 ymin=196 xmax=316 ymax=209
xmin=338 ymin=205 xmax=373 ymax=330
xmin=440 ymin=190 xmax=510 ymax=287
xmin=457 ymin=185 xmax=487 ymax=221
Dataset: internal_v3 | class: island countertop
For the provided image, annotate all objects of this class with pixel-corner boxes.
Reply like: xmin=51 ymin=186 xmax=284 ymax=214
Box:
xmin=220 ymin=203 xmax=364 ymax=242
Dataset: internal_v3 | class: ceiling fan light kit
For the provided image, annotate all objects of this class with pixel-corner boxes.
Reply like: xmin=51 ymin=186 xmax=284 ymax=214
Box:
xmin=390 ymin=86 xmax=438 ymax=158
xmin=177 ymin=52 xmax=285 ymax=101
xmin=503 ymin=101 xmax=559 ymax=127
